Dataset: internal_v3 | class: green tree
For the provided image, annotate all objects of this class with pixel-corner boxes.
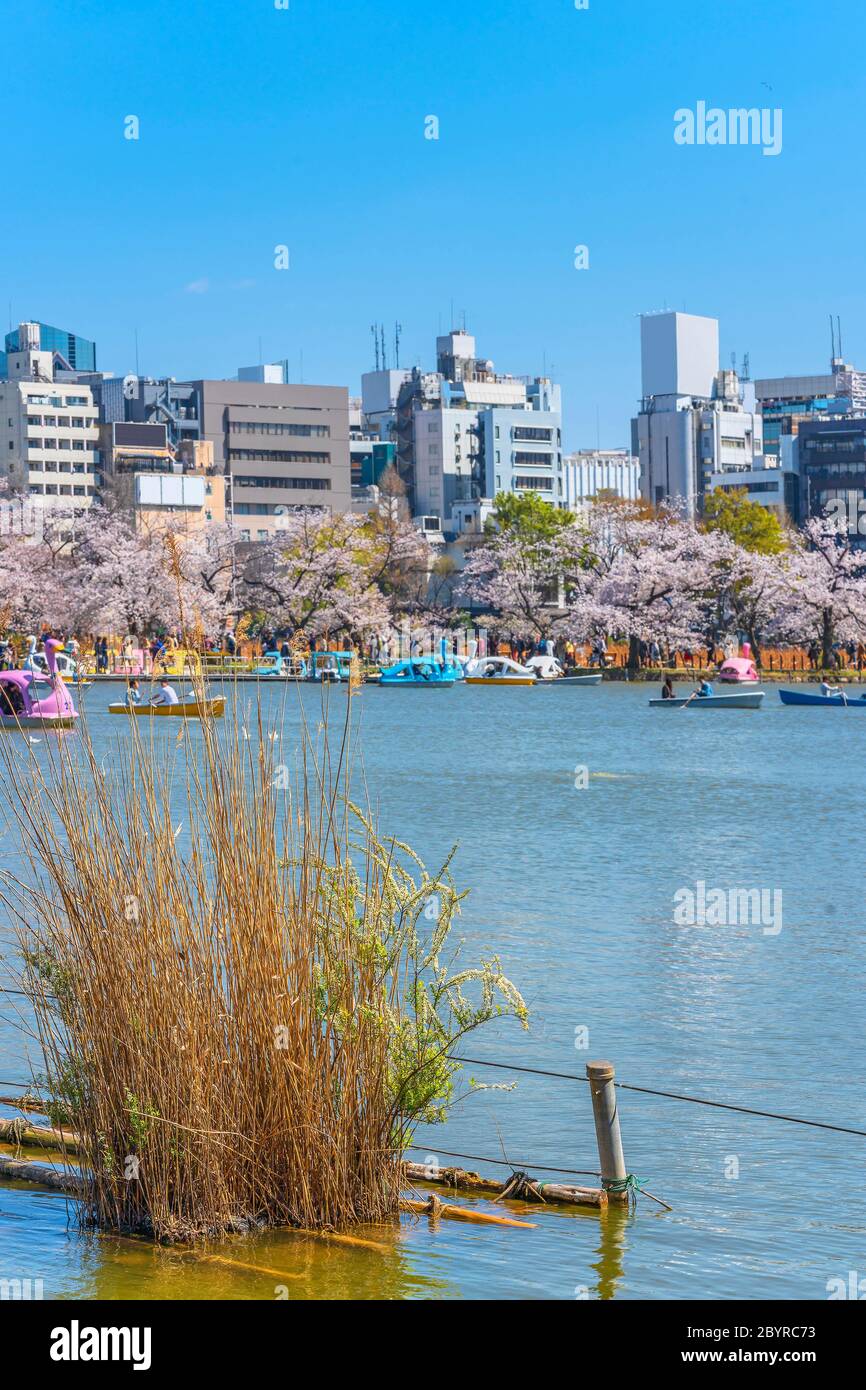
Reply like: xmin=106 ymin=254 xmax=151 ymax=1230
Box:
xmin=486 ymin=491 xmax=574 ymax=543
xmin=703 ymin=489 xmax=786 ymax=555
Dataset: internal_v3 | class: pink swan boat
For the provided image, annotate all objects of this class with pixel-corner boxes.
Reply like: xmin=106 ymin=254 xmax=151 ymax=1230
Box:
xmin=0 ymin=638 xmax=79 ymax=730
xmin=717 ymin=642 xmax=759 ymax=684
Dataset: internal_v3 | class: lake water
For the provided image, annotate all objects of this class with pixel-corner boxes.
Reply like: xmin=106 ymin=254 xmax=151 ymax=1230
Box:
xmin=1 ymin=678 xmax=864 ymax=1300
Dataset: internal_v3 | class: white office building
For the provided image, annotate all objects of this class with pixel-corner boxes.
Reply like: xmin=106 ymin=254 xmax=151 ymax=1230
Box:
xmin=0 ymin=322 xmax=99 ymax=517
xmin=403 ymin=331 xmax=563 ymax=519
xmin=632 ymin=312 xmax=765 ymax=515
xmin=562 ymin=449 xmax=640 ymax=508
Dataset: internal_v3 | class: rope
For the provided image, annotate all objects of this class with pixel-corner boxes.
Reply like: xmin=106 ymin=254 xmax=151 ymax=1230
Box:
xmin=406 ymin=1144 xmax=600 ymax=1177
xmin=603 ymin=1173 xmax=644 ymax=1208
xmin=451 ymin=1055 xmax=866 ymax=1138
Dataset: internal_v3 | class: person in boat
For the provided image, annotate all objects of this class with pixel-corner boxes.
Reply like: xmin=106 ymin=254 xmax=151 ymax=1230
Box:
xmin=125 ymin=679 xmax=141 ymax=706
xmin=820 ymin=679 xmax=841 ymax=698
xmin=696 ymin=678 xmax=714 ymax=698
xmin=661 ymin=676 xmax=675 ymax=700
xmin=151 ymin=678 xmax=180 ymax=707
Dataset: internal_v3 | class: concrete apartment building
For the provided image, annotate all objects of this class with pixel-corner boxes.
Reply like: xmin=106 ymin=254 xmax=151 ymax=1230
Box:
xmin=396 ymin=330 xmax=564 ymax=521
xmin=0 ymin=321 xmax=99 ymax=519
xmin=184 ymin=379 xmax=351 ymax=540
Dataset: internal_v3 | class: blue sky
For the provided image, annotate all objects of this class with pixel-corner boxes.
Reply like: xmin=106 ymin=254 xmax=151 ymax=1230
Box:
xmin=3 ymin=0 xmax=864 ymax=448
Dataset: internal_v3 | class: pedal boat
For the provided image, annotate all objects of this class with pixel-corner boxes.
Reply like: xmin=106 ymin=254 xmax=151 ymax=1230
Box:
xmin=464 ymin=656 xmax=537 ymax=686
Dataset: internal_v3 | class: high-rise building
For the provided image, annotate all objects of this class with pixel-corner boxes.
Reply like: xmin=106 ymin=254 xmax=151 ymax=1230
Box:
xmin=1 ymin=321 xmax=96 ymax=376
xmin=633 ymin=311 xmax=775 ymax=515
xmin=0 ymin=322 xmax=99 ymax=519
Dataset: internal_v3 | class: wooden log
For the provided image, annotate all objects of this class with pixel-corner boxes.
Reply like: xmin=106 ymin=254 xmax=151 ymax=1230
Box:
xmin=0 ymin=1153 xmax=82 ymax=1193
xmin=403 ymin=1160 xmax=607 ymax=1209
xmin=400 ymin=1196 xmax=535 ymax=1228
xmin=0 ymin=1117 xmax=81 ymax=1152
xmin=0 ymin=1094 xmax=48 ymax=1113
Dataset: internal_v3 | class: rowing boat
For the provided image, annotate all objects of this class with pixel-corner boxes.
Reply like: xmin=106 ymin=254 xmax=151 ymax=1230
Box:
xmin=649 ymin=691 xmax=764 ymax=710
xmin=779 ymin=688 xmax=866 ymax=707
xmin=108 ymin=697 xmax=226 ymax=719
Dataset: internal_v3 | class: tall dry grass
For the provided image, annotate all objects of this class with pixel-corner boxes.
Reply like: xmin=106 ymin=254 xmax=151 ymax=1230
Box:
xmin=0 ymin=688 xmax=526 ymax=1241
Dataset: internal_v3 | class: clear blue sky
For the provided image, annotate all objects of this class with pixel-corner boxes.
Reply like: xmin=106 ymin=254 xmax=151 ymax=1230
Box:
xmin=3 ymin=0 xmax=864 ymax=449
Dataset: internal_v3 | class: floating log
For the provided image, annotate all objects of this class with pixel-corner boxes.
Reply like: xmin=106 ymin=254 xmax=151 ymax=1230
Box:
xmin=0 ymin=1116 xmax=81 ymax=1152
xmin=0 ymin=1094 xmax=48 ymax=1113
xmin=0 ymin=1153 xmax=82 ymax=1193
xmin=400 ymin=1195 xmax=535 ymax=1228
xmin=403 ymin=1161 xmax=607 ymax=1209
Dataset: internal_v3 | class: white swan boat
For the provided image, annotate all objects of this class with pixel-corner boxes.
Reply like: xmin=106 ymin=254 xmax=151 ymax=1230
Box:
xmin=464 ymin=655 xmax=536 ymax=686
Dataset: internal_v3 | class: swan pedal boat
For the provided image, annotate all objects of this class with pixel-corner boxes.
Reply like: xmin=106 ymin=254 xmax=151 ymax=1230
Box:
xmin=109 ymin=696 xmax=226 ymax=718
xmin=779 ymin=688 xmax=866 ymax=707
xmin=464 ymin=656 xmax=536 ymax=686
xmin=649 ymin=691 xmax=764 ymax=709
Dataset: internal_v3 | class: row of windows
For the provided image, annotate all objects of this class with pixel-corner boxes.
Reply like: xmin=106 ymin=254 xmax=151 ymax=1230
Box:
xmin=513 ymin=451 xmax=554 ymax=466
xmin=514 ymin=475 xmax=555 ymax=490
xmin=28 ymin=439 xmax=91 ymax=451
xmin=228 ymin=420 xmax=330 ymax=438
xmin=805 ymin=459 xmax=866 ymax=474
xmin=27 ymin=415 xmax=92 ymax=428
xmin=25 ymin=395 xmax=89 ymax=408
xmin=716 ymin=481 xmax=780 ymax=494
xmin=803 ymin=437 xmax=866 ymax=452
xmin=28 ymin=462 xmax=91 ymax=474
xmin=30 ymin=484 xmax=94 ymax=496
xmin=512 ymin=427 xmax=554 ymax=442
xmin=228 ymin=449 xmax=330 ymax=465
xmin=233 ymin=475 xmax=331 ymax=491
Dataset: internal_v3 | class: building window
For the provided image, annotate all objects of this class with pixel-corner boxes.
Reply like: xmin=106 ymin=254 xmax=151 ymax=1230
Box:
xmin=233 ymin=475 xmax=331 ymax=490
xmin=228 ymin=449 xmax=330 ymax=465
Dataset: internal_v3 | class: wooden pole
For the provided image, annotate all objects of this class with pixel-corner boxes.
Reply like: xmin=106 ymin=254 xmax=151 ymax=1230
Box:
xmin=586 ymin=1061 xmax=629 ymax=1206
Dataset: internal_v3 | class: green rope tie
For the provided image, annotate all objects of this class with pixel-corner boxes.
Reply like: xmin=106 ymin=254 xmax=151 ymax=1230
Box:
xmin=603 ymin=1173 xmax=644 ymax=1205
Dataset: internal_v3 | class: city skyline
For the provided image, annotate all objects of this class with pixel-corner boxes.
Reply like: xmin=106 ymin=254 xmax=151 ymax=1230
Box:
xmin=3 ymin=0 xmax=865 ymax=450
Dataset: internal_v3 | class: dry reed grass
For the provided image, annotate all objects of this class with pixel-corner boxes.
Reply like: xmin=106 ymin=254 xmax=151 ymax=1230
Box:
xmin=0 ymin=680 xmax=526 ymax=1242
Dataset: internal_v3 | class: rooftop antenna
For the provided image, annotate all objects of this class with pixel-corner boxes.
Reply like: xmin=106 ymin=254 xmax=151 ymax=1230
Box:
xmin=830 ymin=313 xmax=837 ymax=365
xmin=394 ymin=321 xmax=402 ymax=369
xmin=730 ymin=351 xmax=737 ymax=371
xmin=837 ymin=315 xmax=843 ymax=361
xmin=741 ymin=352 xmax=750 ymax=381
xmin=380 ymin=324 xmax=387 ymax=371
xmin=371 ymin=324 xmax=379 ymax=371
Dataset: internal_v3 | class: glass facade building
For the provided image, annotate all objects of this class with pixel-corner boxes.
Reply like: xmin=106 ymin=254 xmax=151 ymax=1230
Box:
xmin=1 ymin=322 xmax=96 ymax=376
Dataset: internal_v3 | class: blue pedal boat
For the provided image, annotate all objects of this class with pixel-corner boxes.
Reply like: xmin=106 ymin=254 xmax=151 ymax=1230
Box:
xmin=378 ymin=657 xmax=458 ymax=687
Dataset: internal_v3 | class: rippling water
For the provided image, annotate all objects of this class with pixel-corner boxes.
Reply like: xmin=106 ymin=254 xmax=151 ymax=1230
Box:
xmin=1 ymin=679 xmax=863 ymax=1299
